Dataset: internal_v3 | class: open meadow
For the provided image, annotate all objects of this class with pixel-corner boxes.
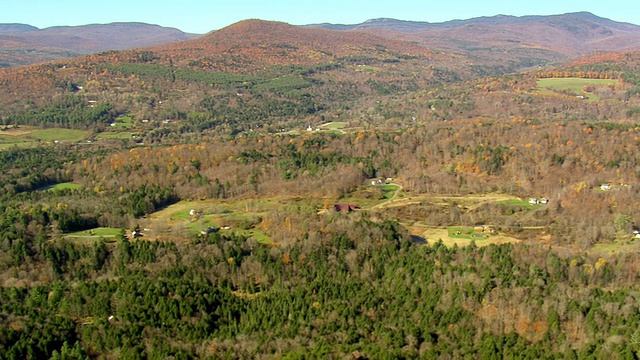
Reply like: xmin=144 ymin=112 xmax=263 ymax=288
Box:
xmin=536 ymin=77 xmax=618 ymax=100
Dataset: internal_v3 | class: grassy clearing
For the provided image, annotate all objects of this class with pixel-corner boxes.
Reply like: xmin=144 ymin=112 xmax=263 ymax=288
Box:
xmin=0 ymin=134 xmax=27 ymax=144
xmin=536 ymin=78 xmax=616 ymax=100
xmin=185 ymin=216 xmax=219 ymax=231
xmin=41 ymin=182 xmax=81 ymax=191
xmin=591 ymin=239 xmax=640 ymax=255
xmin=171 ymin=210 xmax=193 ymax=220
xmin=411 ymin=227 xmax=519 ymax=248
xmin=0 ymin=135 xmax=29 ymax=149
xmin=153 ymin=199 xmax=273 ymax=221
xmin=337 ymin=195 xmax=378 ymax=209
xmin=340 ymin=184 xmax=401 ymax=210
xmin=0 ymin=127 xmax=86 ymax=149
xmin=233 ymin=229 xmax=272 ymax=245
xmin=448 ymin=227 xmax=488 ymax=240
xmin=495 ymin=198 xmax=538 ymax=213
xmin=0 ymin=143 xmax=27 ymax=150
xmin=113 ymin=116 xmax=135 ymax=130
xmin=380 ymin=184 xmax=400 ymax=200
xmin=148 ymin=200 xmax=208 ymax=220
xmin=320 ymin=122 xmax=347 ymax=129
xmin=64 ymin=227 xmax=122 ymax=244
xmin=496 ymin=199 xmax=530 ymax=207
xmin=190 ymin=216 xmax=271 ymax=245
xmin=145 ymin=198 xmax=289 ymax=243
xmin=29 ymin=128 xmax=87 ymax=142
xmin=357 ymin=66 xmax=377 ymax=72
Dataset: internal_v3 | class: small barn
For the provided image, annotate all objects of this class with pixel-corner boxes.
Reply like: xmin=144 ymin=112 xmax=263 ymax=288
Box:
xmin=333 ymin=203 xmax=360 ymax=213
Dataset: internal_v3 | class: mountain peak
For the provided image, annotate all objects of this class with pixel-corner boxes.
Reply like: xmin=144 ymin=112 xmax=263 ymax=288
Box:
xmin=220 ymin=19 xmax=294 ymax=32
xmin=193 ymin=19 xmax=310 ymax=46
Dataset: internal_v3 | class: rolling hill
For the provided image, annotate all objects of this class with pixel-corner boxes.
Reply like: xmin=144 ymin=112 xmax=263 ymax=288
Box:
xmin=0 ymin=19 xmax=474 ymax=123
xmin=155 ymin=19 xmax=451 ymax=71
xmin=1 ymin=18 xmax=639 ymax=136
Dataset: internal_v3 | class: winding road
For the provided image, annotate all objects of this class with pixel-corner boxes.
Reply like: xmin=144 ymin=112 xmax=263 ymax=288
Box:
xmin=370 ymin=183 xmax=403 ymax=210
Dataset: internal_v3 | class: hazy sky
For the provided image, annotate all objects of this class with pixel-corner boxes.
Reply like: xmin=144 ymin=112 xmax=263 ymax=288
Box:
xmin=2 ymin=0 xmax=639 ymax=34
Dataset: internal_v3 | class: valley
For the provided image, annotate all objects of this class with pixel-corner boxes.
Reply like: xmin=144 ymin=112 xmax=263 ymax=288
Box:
xmin=2 ymin=13 xmax=640 ymax=359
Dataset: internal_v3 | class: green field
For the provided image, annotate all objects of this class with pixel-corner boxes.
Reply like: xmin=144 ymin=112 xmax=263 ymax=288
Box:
xmin=112 ymin=116 xmax=135 ymax=130
xmin=146 ymin=198 xmax=284 ymax=243
xmin=320 ymin=122 xmax=347 ymax=129
xmin=64 ymin=227 xmax=122 ymax=244
xmin=0 ymin=134 xmax=28 ymax=148
xmin=0 ymin=127 xmax=86 ymax=149
xmin=95 ymin=116 xmax=140 ymax=139
xmin=536 ymin=78 xmax=617 ymax=100
xmin=29 ymin=128 xmax=87 ymax=142
xmin=357 ymin=66 xmax=377 ymax=73
xmin=380 ymin=184 xmax=400 ymax=201
xmin=233 ymin=229 xmax=272 ymax=245
xmin=186 ymin=212 xmax=272 ymax=244
xmin=448 ymin=227 xmax=489 ymax=240
xmin=40 ymin=182 xmax=81 ymax=191
xmin=495 ymin=198 xmax=529 ymax=206
xmin=338 ymin=183 xmax=401 ymax=209
xmin=184 ymin=212 xmax=272 ymax=245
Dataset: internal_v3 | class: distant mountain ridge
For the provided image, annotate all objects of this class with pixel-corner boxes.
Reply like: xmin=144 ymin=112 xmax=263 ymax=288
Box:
xmin=3 ymin=12 xmax=640 ymax=70
xmin=307 ymin=12 xmax=639 ymax=32
xmin=0 ymin=24 xmax=39 ymax=33
xmin=0 ymin=22 xmax=202 ymax=68
xmin=307 ymin=12 xmax=640 ymax=68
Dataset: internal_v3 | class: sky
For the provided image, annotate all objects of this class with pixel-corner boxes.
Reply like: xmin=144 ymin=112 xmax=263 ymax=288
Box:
xmin=2 ymin=0 xmax=639 ymax=34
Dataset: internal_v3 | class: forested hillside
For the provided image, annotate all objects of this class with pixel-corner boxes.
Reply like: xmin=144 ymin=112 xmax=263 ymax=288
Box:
xmin=2 ymin=18 xmax=640 ymax=359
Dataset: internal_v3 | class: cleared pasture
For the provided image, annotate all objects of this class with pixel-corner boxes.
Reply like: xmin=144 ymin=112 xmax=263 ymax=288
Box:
xmin=64 ymin=227 xmax=122 ymax=244
xmin=536 ymin=77 xmax=617 ymax=100
xmin=29 ymin=128 xmax=87 ymax=142
xmin=320 ymin=122 xmax=347 ymax=129
xmin=40 ymin=182 xmax=81 ymax=191
xmin=0 ymin=126 xmax=87 ymax=148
